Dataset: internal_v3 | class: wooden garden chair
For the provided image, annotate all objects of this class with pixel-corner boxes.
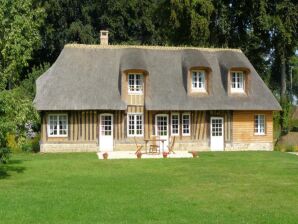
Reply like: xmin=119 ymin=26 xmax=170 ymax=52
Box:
xmin=149 ymin=136 xmax=160 ymax=154
xmin=168 ymin=136 xmax=176 ymax=154
xmin=134 ymin=137 xmax=143 ymax=155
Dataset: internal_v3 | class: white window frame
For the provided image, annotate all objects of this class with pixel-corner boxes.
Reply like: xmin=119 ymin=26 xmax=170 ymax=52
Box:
xmin=128 ymin=73 xmax=144 ymax=94
xmin=47 ymin=114 xmax=68 ymax=137
xmin=191 ymin=70 xmax=206 ymax=92
xmin=254 ymin=114 xmax=266 ymax=135
xmin=171 ymin=113 xmax=180 ymax=136
xmin=182 ymin=113 xmax=191 ymax=136
xmin=127 ymin=113 xmax=144 ymax=137
xmin=231 ymin=71 xmax=245 ymax=93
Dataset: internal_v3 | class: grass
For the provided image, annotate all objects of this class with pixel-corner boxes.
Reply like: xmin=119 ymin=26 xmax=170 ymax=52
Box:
xmin=0 ymin=152 xmax=297 ymax=224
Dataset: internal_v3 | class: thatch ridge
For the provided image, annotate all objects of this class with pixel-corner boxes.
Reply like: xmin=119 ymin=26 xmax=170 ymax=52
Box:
xmin=65 ymin=43 xmax=243 ymax=52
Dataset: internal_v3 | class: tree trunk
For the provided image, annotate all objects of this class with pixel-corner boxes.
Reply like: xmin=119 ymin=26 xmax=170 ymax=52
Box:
xmin=280 ymin=51 xmax=287 ymax=101
xmin=279 ymin=49 xmax=288 ymax=134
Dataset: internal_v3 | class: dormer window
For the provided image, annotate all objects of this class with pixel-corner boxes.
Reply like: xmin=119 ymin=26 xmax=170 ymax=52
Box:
xmin=191 ymin=70 xmax=206 ymax=92
xmin=128 ymin=73 xmax=143 ymax=94
xmin=231 ymin=71 xmax=244 ymax=93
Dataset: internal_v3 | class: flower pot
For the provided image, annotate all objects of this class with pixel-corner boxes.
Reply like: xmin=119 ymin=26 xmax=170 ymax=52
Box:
xmin=191 ymin=151 xmax=198 ymax=158
xmin=103 ymin=153 xmax=108 ymax=160
xmin=162 ymin=152 xmax=168 ymax=158
xmin=136 ymin=152 xmax=142 ymax=159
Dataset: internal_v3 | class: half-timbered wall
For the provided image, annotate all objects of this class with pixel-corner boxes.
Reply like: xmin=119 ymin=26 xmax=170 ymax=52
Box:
xmin=41 ymin=110 xmax=273 ymax=151
xmin=41 ymin=110 xmax=233 ymax=144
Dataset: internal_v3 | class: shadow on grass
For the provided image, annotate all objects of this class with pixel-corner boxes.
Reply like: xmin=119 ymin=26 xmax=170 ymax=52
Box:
xmin=0 ymin=159 xmax=25 ymax=179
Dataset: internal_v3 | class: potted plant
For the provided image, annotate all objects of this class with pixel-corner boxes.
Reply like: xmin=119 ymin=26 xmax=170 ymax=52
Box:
xmin=162 ymin=152 xmax=168 ymax=158
xmin=136 ymin=151 xmax=142 ymax=159
xmin=191 ymin=151 xmax=198 ymax=158
xmin=103 ymin=152 xmax=108 ymax=160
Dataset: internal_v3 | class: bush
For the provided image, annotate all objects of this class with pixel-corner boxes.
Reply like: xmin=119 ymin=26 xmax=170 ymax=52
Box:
xmin=0 ymin=147 xmax=10 ymax=164
xmin=21 ymin=142 xmax=32 ymax=152
xmin=6 ymin=133 xmax=20 ymax=153
xmin=31 ymin=134 xmax=40 ymax=153
xmin=274 ymin=143 xmax=282 ymax=151
xmin=290 ymin=119 xmax=298 ymax=132
xmin=285 ymin=144 xmax=296 ymax=152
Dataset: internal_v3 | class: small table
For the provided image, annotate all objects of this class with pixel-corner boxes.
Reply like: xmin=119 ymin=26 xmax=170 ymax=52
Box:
xmin=144 ymin=139 xmax=166 ymax=154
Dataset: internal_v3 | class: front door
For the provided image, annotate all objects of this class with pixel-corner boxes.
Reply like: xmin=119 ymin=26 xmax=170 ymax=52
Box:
xmin=210 ymin=117 xmax=224 ymax=151
xmin=99 ymin=114 xmax=113 ymax=152
xmin=155 ymin=114 xmax=169 ymax=151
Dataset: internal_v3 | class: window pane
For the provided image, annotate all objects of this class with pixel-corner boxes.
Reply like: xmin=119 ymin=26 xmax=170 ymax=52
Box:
xmin=182 ymin=114 xmax=190 ymax=135
xmin=128 ymin=114 xmax=143 ymax=136
xmin=231 ymin=72 xmax=244 ymax=90
xmin=49 ymin=115 xmax=68 ymax=136
xmin=254 ymin=115 xmax=265 ymax=134
xmin=192 ymin=71 xmax=205 ymax=90
xmin=171 ymin=114 xmax=179 ymax=135
xmin=128 ymin=74 xmax=143 ymax=93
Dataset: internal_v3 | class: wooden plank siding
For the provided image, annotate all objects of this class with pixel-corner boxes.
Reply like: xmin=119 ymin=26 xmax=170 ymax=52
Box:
xmin=232 ymin=111 xmax=273 ymax=143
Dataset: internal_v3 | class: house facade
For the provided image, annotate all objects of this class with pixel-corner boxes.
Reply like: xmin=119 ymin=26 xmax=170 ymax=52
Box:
xmin=34 ymin=31 xmax=281 ymax=153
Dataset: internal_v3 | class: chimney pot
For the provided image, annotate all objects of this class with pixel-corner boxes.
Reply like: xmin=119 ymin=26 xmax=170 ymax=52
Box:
xmin=100 ymin=30 xmax=109 ymax=45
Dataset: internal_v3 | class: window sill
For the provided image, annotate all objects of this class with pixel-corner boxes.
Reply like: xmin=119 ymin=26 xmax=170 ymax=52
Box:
xmin=254 ymin=133 xmax=265 ymax=136
xmin=48 ymin=135 xmax=68 ymax=138
xmin=191 ymin=88 xmax=206 ymax=93
xmin=128 ymin=92 xmax=144 ymax=95
xmin=231 ymin=89 xmax=245 ymax=93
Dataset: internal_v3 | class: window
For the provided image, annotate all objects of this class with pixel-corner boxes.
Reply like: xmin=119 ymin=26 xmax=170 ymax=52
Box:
xmin=127 ymin=113 xmax=143 ymax=136
xmin=182 ymin=113 xmax=190 ymax=136
xmin=254 ymin=114 xmax=265 ymax=135
xmin=128 ymin=74 xmax=143 ymax=94
xmin=48 ymin=114 xmax=68 ymax=137
xmin=211 ymin=118 xmax=223 ymax=137
xmin=192 ymin=70 xmax=206 ymax=92
xmin=171 ymin=113 xmax=180 ymax=136
xmin=231 ymin=71 xmax=244 ymax=92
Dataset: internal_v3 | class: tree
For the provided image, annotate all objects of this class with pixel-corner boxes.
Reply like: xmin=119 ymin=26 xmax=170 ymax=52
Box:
xmin=268 ymin=0 xmax=298 ymax=100
xmin=156 ymin=0 xmax=214 ymax=46
xmin=0 ymin=0 xmax=44 ymax=90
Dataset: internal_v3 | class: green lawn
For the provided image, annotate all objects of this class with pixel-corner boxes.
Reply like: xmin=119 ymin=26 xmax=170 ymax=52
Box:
xmin=0 ymin=152 xmax=297 ymax=224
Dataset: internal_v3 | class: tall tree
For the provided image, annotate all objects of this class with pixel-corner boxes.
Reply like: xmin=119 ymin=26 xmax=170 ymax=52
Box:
xmin=0 ymin=0 xmax=44 ymax=90
xmin=268 ymin=0 xmax=298 ymax=100
xmin=156 ymin=0 xmax=214 ymax=46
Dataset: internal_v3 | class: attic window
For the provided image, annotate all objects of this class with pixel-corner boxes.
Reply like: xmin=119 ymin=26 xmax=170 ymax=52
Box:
xmin=231 ymin=71 xmax=244 ymax=93
xmin=191 ymin=70 xmax=206 ymax=92
xmin=128 ymin=73 xmax=143 ymax=94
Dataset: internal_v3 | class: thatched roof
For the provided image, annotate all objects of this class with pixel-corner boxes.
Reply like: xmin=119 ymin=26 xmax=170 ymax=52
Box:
xmin=34 ymin=44 xmax=281 ymax=111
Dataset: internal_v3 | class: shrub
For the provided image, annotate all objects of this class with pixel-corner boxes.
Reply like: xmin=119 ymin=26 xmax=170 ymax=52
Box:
xmin=285 ymin=144 xmax=295 ymax=152
xmin=274 ymin=143 xmax=282 ymax=152
xmin=0 ymin=147 xmax=10 ymax=164
xmin=31 ymin=134 xmax=40 ymax=153
xmin=6 ymin=133 xmax=20 ymax=153
xmin=21 ymin=142 xmax=32 ymax=152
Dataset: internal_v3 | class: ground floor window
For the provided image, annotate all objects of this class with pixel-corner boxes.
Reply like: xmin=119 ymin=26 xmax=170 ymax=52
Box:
xmin=171 ymin=113 xmax=179 ymax=136
xmin=254 ymin=114 xmax=265 ymax=135
xmin=182 ymin=113 xmax=191 ymax=136
xmin=127 ymin=113 xmax=143 ymax=136
xmin=48 ymin=114 xmax=68 ymax=137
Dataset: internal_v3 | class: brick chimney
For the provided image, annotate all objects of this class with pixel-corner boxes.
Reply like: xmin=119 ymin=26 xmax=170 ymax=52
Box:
xmin=100 ymin=30 xmax=109 ymax=45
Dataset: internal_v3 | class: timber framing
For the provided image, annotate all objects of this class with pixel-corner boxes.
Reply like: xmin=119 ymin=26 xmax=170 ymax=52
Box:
xmin=35 ymin=43 xmax=280 ymax=152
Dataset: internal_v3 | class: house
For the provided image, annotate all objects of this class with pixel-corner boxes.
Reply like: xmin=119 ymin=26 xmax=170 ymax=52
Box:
xmin=34 ymin=31 xmax=281 ymax=153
